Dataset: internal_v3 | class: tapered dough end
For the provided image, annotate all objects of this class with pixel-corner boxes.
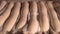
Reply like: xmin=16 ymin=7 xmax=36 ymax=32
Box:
xmin=0 ymin=1 xmax=7 ymax=10
xmin=55 ymin=28 xmax=60 ymax=32
xmin=47 ymin=1 xmax=54 ymax=9
xmin=27 ymin=22 xmax=39 ymax=34
xmin=54 ymin=22 xmax=60 ymax=32
xmin=37 ymin=26 xmax=41 ymax=33
xmin=1 ymin=0 xmax=7 ymax=5
xmin=29 ymin=33 xmax=35 ymax=34
xmin=42 ymin=27 xmax=49 ymax=32
xmin=23 ymin=31 xmax=28 ymax=34
xmin=42 ymin=24 xmax=49 ymax=32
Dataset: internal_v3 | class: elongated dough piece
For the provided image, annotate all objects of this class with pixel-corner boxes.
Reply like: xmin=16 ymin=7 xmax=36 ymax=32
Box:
xmin=22 ymin=24 xmax=28 ymax=34
xmin=39 ymin=1 xmax=49 ymax=32
xmin=3 ymin=2 xmax=21 ymax=34
xmin=47 ymin=1 xmax=60 ymax=32
xmin=27 ymin=1 xmax=39 ymax=34
xmin=0 ymin=5 xmax=7 ymax=15
xmin=0 ymin=1 xmax=7 ymax=11
xmin=50 ymin=27 xmax=58 ymax=34
xmin=16 ymin=1 xmax=29 ymax=30
xmin=0 ymin=1 xmax=14 ymax=27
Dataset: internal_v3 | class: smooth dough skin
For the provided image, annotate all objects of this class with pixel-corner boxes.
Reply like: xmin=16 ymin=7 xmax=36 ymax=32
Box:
xmin=47 ymin=1 xmax=60 ymax=32
xmin=0 ymin=1 xmax=13 ymax=27
xmin=27 ymin=1 xmax=39 ymax=34
xmin=39 ymin=1 xmax=49 ymax=32
xmin=16 ymin=1 xmax=29 ymax=30
xmin=0 ymin=1 xmax=7 ymax=11
xmin=3 ymin=1 xmax=21 ymax=34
